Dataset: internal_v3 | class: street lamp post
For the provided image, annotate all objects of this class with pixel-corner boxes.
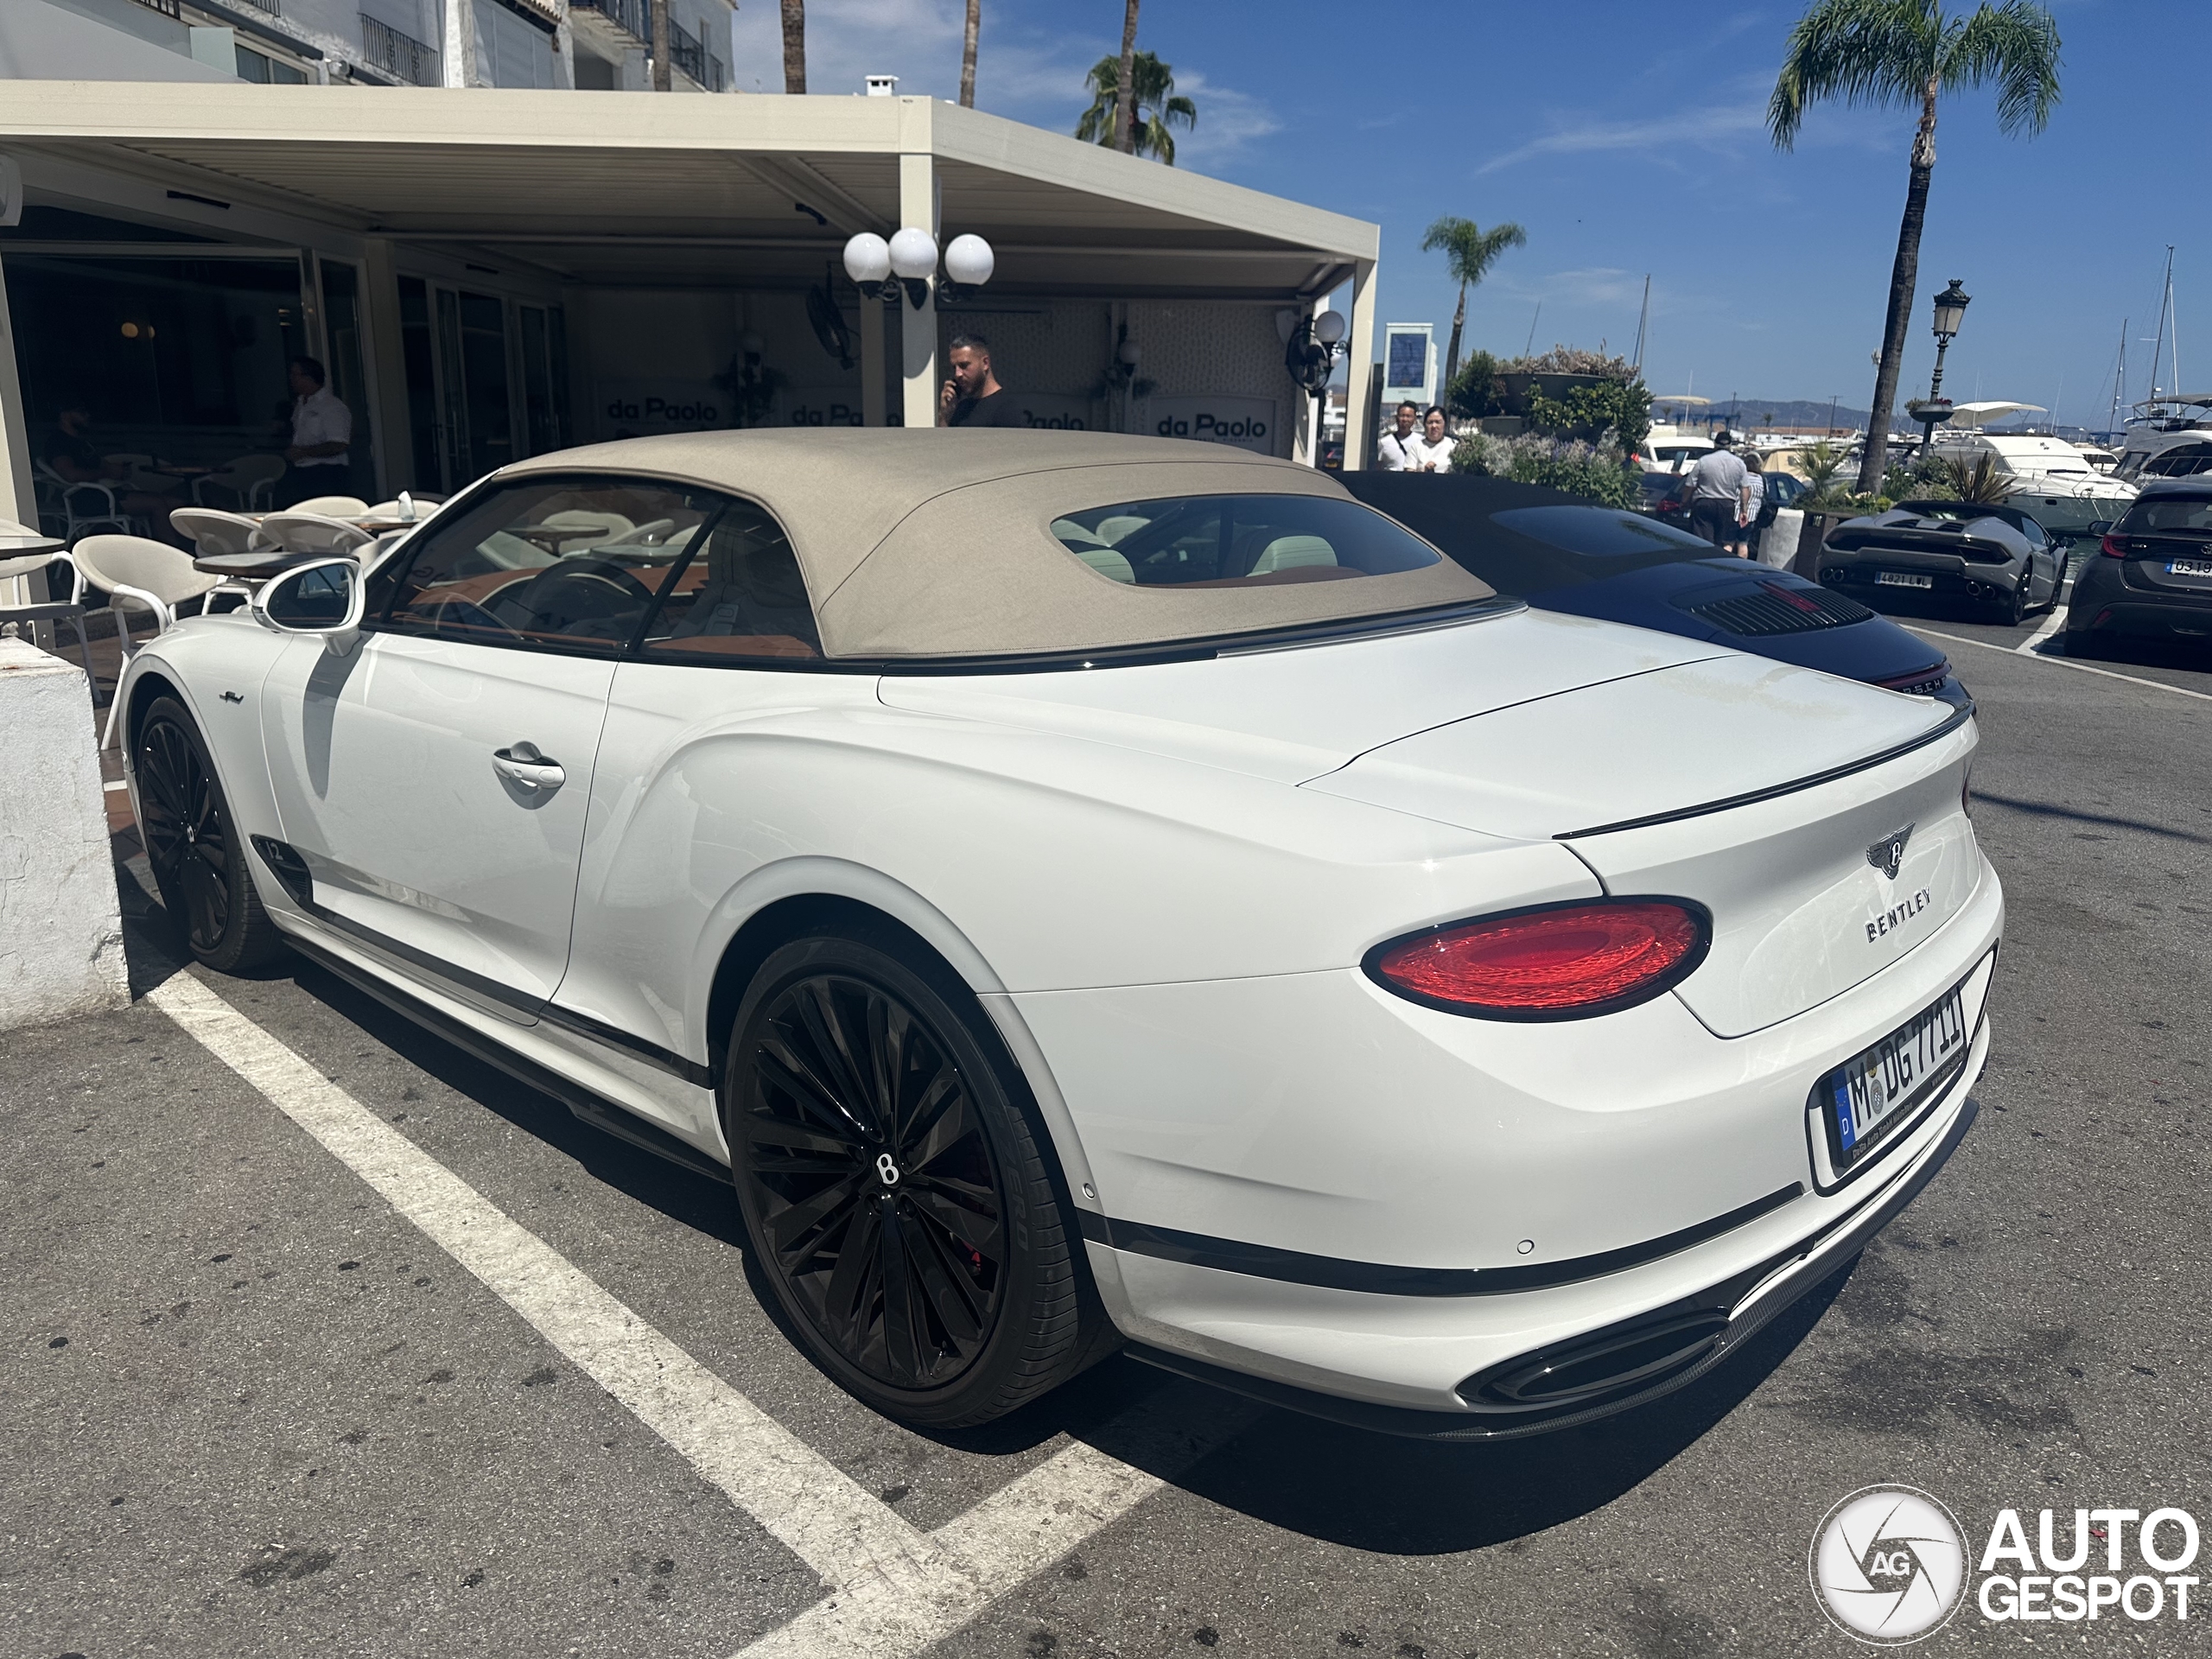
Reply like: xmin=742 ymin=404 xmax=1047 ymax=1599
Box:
xmin=1910 ymin=278 xmax=1971 ymax=459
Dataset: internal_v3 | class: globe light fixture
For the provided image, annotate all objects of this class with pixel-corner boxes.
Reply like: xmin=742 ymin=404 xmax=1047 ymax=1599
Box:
xmin=1312 ymin=309 xmax=1347 ymax=348
xmin=842 ymin=232 xmax=893 ymax=301
xmin=1285 ymin=308 xmax=1346 ymax=400
xmin=944 ymin=234 xmax=994 ymax=288
xmin=1116 ymin=337 xmax=1141 ymax=370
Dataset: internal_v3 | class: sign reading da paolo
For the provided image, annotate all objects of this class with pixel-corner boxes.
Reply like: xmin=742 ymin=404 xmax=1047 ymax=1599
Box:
xmin=1151 ymin=395 xmax=1276 ymax=455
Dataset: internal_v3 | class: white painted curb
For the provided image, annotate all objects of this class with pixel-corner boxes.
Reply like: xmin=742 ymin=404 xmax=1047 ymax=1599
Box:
xmin=0 ymin=637 xmax=128 ymax=1028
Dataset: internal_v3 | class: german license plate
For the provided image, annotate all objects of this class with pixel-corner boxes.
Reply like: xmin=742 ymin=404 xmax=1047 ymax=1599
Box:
xmin=2167 ymin=558 xmax=2212 ymax=577
xmin=1876 ymin=571 xmax=1934 ymax=589
xmin=1824 ymin=986 xmax=1970 ymax=1167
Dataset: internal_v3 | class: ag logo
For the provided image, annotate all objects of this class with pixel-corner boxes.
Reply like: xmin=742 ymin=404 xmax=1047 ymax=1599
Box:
xmin=1809 ymin=1485 xmax=1967 ymax=1644
xmin=1866 ymin=823 xmax=1915 ymax=881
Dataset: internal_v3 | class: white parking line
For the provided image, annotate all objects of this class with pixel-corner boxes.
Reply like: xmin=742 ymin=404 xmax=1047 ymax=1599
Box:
xmin=2015 ymin=605 xmax=2069 ymax=654
xmin=148 ymin=969 xmax=1251 ymax=1656
xmin=1908 ymin=625 xmax=2212 ymax=702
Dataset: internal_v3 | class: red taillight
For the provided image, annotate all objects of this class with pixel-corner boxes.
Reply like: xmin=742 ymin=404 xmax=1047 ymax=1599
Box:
xmin=2101 ymin=533 xmax=2129 ymax=559
xmin=1366 ymin=899 xmax=1710 ymax=1020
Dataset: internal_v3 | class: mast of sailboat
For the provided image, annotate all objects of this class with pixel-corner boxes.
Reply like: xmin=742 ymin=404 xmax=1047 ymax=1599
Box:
xmin=2147 ymin=245 xmax=2176 ymax=402
xmin=2107 ymin=317 xmax=2128 ymax=435
xmin=1630 ymin=275 xmax=1651 ymax=372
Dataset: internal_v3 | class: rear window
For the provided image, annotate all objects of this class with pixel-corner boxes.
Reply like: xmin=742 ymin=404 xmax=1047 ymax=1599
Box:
xmin=2119 ymin=495 xmax=2212 ymax=534
xmin=1050 ymin=495 xmax=1440 ymax=587
xmin=1491 ymin=505 xmax=1713 ymax=559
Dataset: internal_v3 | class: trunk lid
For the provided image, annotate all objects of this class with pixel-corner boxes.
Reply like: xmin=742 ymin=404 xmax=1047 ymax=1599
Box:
xmin=1306 ymin=654 xmax=1980 ymax=1035
xmin=878 ymin=609 xmax=1723 ymax=783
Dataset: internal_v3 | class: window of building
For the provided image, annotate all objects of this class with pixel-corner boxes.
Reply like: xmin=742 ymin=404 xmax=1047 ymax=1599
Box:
xmin=234 ymin=44 xmax=311 ymax=84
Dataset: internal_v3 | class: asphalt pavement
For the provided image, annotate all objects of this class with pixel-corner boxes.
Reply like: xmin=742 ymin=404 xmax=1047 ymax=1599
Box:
xmin=4 ymin=629 xmax=2208 ymax=1658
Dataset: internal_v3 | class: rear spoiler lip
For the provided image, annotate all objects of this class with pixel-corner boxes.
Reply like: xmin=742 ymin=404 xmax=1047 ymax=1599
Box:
xmin=1826 ymin=525 xmax=2012 ymax=561
xmin=1556 ymin=701 xmax=1974 ymax=841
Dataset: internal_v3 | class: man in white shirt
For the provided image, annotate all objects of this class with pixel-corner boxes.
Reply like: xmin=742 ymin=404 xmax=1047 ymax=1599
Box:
xmin=1373 ymin=401 xmax=1421 ymax=470
xmin=1687 ymin=435 xmax=1747 ymax=549
xmin=1405 ymin=406 xmax=1455 ymax=473
xmin=277 ymin=356 xmax=354 ymax=505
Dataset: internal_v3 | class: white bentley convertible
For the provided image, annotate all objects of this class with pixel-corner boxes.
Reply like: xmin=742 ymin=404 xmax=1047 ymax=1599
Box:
xmin=119 ymin=432 xmax=2000 ymax=1436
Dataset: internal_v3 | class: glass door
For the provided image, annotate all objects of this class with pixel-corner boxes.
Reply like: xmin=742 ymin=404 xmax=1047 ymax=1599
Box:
xmin=396 ymin=278 xmax=524 ymax=493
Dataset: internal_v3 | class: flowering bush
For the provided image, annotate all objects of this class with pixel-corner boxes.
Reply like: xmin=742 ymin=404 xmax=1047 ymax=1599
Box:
xmin=1449 ymin=433 xmax=1642 ymax=509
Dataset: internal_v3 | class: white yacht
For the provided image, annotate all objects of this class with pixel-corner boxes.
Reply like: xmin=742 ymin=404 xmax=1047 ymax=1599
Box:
xmin=1924 ymin=406 xmax=2137 ymax=536
xmin=2114 ymin=394 xmax=2212 ymax=482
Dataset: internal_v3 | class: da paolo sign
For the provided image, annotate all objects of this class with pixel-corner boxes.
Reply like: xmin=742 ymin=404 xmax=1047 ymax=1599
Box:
xmin=1151 ymin=395 xmax=1275 ymax=455
xmin=779 ymin=390 xmax=864 ymax=429
xmin=597 ymin=382 xmax=721 ymax=438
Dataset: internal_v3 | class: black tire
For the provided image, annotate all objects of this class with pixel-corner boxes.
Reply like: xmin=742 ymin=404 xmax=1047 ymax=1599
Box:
xmin=135 ymin=696 xmax=288 ymax=973
xmin=1996 ymin=578 xmax=2028 ymax=626
xmin=725 ymin=925 xmax=1110 ymax=1427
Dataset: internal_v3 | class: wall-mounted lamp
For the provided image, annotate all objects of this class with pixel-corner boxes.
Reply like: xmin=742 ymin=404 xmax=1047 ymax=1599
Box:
xmin=844 ymin=229 xmax=995 ymax=309
xmin=1285 ymin=308 xmax=1346 ymax=398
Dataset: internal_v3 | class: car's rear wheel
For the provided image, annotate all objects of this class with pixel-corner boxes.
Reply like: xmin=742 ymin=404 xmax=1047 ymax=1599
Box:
xmin=1995 ymin=577 xmax=2029 ymax=626
xmin=135 ymin=696 xmax=287 ymax=972
xmin=726 ymin=927 xmax=1109 ymax=1427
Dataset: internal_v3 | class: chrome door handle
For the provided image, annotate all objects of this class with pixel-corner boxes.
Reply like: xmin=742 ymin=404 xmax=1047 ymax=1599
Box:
xmin=493 ymin=742 xmax=565 ymax=791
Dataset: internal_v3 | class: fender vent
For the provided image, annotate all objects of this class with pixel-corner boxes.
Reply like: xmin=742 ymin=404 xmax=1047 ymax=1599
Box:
xmin=250 ymin=836 xmax=314 ymax=907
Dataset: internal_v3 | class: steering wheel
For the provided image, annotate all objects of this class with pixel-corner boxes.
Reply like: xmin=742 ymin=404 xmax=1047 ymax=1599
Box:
xmin=493 ymin=557 xmax=656 ymax=632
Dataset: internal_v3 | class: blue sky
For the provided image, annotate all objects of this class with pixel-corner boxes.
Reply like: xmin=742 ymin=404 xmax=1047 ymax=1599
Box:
xmin=732 ymin=1 xmax=2206 ymax=430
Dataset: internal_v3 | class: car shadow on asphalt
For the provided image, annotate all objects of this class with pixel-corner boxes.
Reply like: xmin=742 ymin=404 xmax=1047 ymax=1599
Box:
xmin=122 ymin=877 xmax=1858 ymax=1557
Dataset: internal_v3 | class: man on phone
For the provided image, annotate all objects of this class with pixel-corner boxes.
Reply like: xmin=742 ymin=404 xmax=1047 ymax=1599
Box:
xmin=938 ymin=334 xmax=1023 ymax=427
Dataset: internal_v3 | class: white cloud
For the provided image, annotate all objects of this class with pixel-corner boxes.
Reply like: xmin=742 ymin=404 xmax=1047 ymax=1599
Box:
xmin=1475 ymin=97 xmax=1771 ymax=176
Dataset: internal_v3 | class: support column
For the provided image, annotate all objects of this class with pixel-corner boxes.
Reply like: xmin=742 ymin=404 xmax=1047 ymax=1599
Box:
xmin=898 ymin=150 xmax=938 ymax=430
xmin=1343 ymin=257 xmax=1378 ymax=471
xmin=442 ymin=0 xmax=478 ymax=87
xmin=0 ymin=255 xmax=37 ymax=536
xmin=359 ymin=239 xmax=413 ymax=497
xmin=860 ymin=296 xmax=886 ymax=427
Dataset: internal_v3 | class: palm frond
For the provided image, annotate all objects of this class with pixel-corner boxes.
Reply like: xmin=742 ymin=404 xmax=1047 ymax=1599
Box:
xmin=1420 ymin=217 xmax=1526 ymax=289
xmin=1945 ymin=0 xmax=2062 ymax=135
xmin=1769 ymin=0 xmax=1947 ymax=149
xmin=1938 ymin=450 xmax=2017 ymax=505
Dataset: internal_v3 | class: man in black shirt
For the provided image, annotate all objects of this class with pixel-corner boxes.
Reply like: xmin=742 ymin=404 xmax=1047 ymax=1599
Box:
xmin=938 ymin=334 xmax=1024 ymax=428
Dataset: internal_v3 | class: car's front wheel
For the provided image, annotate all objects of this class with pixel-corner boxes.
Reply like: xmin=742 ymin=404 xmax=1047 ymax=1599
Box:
xmin=725 ymin=926 xmax=1110 ymax=1427
xmin=135 ymin=696 xmax=287 ymax=973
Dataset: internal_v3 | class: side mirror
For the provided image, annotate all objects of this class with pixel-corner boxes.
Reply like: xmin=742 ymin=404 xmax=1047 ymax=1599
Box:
xmin=2085 ymin=520 xmax=2113 ymax=537
xmin=251 ymin=556 xmax=365 ymax=655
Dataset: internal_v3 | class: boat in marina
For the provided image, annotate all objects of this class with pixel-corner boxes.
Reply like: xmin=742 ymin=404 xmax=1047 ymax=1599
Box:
xmin=2114 ymin=393 xmax=2212 ymax=482
xmin=1924 ymin=404 xmax=2137 ymax=537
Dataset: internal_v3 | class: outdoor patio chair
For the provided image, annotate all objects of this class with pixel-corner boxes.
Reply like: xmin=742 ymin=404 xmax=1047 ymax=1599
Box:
xmin=288 ymin=493 xmax=371 ymax=518
xmin=196 ymin=454 xmax=288 ymax=511
xmin=0 ymin=518 xmax=99 ymax=692
xmin=68 ymin=534 xmax=223 ymax=747
xmin=35 ymin=461 xmax=131 ymax=541
xmin=169 ymin=506 xmax=262 ymax=558
xmin=257 ymin=512 xmax=374 ymax=556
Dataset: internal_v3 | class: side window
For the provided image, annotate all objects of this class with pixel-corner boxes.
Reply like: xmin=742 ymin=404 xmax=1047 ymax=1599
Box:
xmin=637 ymin=499 xmax=823 ymax=660
xmin=374 ymin=476 xmax=721 ymax=653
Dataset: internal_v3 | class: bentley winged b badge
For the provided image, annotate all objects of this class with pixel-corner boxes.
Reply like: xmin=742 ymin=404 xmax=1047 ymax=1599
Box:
xmin=1866 ymin=823 xmax=1915 ymax=881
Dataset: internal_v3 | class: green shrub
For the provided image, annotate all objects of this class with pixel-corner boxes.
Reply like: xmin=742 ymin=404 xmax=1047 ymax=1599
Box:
xmin=1445 ymin=350 xmax=1503 ymax=419
xmin=1451 ymin=432 xmax=1642 ymax=508
xmin=1521 ymin=378 xmax=1652 ymax=449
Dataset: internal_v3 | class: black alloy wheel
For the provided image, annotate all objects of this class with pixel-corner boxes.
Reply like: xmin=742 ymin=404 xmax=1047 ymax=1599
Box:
xmin=1999 ymin=575 xmax=2029 ymax=626
xmin=136 ymin=696 xmax=285 ymax=972
xmin=728 ymin=930 xmax=1109 ymax=1426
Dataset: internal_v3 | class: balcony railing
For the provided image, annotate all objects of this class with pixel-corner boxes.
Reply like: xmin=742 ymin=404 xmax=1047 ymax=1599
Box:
xmin=576 ymin=0 xmax=727 ymax=88
xmin=130 ymin=0 xmax=183 ymax=18
xmin=575 ymin=0 xmax=650 ymax=44
xmin=229 ymin=0 xmax=282 ymax=13
xmin=361 ymin=14 xmax=439 ymax=86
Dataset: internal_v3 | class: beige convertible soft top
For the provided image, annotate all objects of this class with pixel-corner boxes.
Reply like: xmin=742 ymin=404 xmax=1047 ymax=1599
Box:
xmin=499 ymin=430 xmax=1494 ymax=659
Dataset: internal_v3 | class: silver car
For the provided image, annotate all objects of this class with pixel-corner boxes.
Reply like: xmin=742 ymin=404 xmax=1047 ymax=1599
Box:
xmin=1820 ymin=499 xmax=2066 ymax=625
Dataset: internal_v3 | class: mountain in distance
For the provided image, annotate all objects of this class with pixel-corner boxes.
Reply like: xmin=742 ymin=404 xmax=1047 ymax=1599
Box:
xmin=1649 ymin=396 xmax=1879 ymax=432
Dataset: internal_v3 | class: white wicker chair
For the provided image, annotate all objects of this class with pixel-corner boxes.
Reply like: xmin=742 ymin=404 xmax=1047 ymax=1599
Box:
xmin=68 ymin=535 xmax=224 ymax=747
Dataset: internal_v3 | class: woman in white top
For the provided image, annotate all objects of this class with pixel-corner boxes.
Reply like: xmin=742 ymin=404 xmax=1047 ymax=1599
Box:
xmin=1732 ymin=449 xmax=1765 ymax=558
xmin=1407 ymin=406 xmax=1456 ymax=474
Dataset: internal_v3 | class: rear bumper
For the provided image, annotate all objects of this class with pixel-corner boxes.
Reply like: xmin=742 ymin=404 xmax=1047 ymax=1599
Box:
xmin=2069 ymin=582 xmax=2212 ymax=638
xmin=1821 ymin=554 xmax=2024 ymax=601
xmin=1056 ymin=868 xmax=2003 ymax=1424
xmin=1128 ymin=1084 xmax=1980 ymax=1440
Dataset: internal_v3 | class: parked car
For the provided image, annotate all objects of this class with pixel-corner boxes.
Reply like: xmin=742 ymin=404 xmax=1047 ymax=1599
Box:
xmin=118 ymin=432 xmax=1999 ymax=1439
xmin=2065 ymin=479 xmax=2212 ymax=655
xmin=1819 ymin=499 xmax=2065 ymax=625
xmin=1345 ymin=473 xmax=1961 ymax=705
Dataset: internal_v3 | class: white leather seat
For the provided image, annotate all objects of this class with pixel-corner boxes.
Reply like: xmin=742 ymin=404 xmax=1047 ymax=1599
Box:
xmin=1069 ymin=545 xmax=1135 ymax=582
xmin=1094 ymin=515 xmax=1152 ymax=545
xmin=1247 ymin=535 xmax=1338 ymax=575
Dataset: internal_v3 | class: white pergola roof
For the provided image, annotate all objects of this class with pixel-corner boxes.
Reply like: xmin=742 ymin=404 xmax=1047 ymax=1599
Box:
xmin=0 ymin=82 xmax=1375 ymax=297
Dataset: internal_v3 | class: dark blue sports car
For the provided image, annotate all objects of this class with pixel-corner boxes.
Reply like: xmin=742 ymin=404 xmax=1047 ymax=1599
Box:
xmin=1344 ymin=473 xmax=1964 ymax=707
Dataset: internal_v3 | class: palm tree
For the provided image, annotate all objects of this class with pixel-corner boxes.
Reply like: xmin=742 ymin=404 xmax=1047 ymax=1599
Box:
xmin=780 ymin=0 xmax=805 ymax=94
xmin=1770 ymin=0 xmax=2060 ymax=493
xmin=1075 ymin=53 xmax=1197 ymax=164
xmin=1114 ymin=0 xmax=1140 ymax=154
xmin=1420 ymin=217 xmax=1527 ymax=390
xmin=959 ymin=0 xmax=980 ymax=108
xmin=650 ymin=0 xmax=670 ymax=90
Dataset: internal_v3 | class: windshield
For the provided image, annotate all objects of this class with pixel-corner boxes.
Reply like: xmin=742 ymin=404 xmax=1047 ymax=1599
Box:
xmin=1491 ymin=505 xmax=1714 ymax=558
xmin=2119 ymin=496 xmax=2212 ymax=535
xmin=1050 ymin=495 xmax=1441 ymax=587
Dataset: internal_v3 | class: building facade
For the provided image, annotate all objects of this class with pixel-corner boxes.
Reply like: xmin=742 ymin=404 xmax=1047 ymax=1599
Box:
xmin=3 ymin=0 xmax=733 ymax=94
